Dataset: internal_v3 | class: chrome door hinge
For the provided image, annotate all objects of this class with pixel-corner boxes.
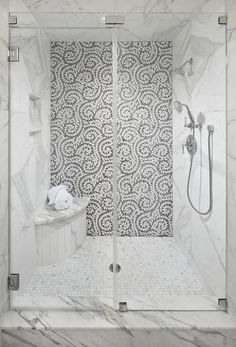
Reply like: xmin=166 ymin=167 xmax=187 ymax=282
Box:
xmin=8 ymin=47 xmax=19 ymax=62
xmin=218 ymin=298 xmax=228 ymax=310
xmin=8 ymin=273 xmax=20 ymax=291
xmin=9 ymin=15 xmax=17 ymax=26
xmin=218 ymin=15 xmax=227 ymax=25
xmin=105 ymin=15 xmax=125 ymax=25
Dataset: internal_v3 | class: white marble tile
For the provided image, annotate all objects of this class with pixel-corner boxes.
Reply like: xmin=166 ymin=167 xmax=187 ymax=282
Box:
xmin=9 ymin=0 xmax=225 ymax=14
xmin=53 ymin=237 xmax=205 ymax=297
xmin=226 ymin=0 xmax=236 ymax=29
xmin=2 ymin=327 xmax=236 ymax=347
xmin=2 ymin=0 xmax=236 ymax=330
xmin=35 ymin=197 xmax=90 ymax=225
xmin=226 ymin=0 xmax=236 ymax=316
xmin=3 ymin=308 xmax=236 ymax=329
xmin=0 ymin=0 xmax=9 ymax=324
xmin=7 ymin=1 xmax=229 ymax=311
xmin=1 ymin=309 xmax=236 ymax=346
xmin=10 ymin=27 xmax=51 ymax=297
xmin=11 ymin=237 xmax=216 ymax=310
xmin=22 ymin=0 xmax=116 ymax=13
xmin=35 ymin=210 xmax=87 ymax=267
xmin=1 ymin=5 xmax=236 ymax=347
xmin=173 ymin=11 xmax=226 ymax=297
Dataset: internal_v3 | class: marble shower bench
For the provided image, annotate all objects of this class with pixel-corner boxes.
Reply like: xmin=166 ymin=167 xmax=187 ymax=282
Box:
xmin=34 ymin=197 xmax=90 ymax=266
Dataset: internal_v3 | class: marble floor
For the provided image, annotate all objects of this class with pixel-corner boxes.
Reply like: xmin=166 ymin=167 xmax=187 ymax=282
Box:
xmin=23 ymin=237 xmax=207 ymax=298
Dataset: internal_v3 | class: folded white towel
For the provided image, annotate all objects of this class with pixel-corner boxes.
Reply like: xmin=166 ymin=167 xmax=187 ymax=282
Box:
xmin=48 ymin=185 xmax=73 ymax=211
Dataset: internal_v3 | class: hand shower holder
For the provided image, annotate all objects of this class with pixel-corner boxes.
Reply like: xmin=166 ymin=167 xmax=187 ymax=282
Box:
xmin=184 ymin=117 xmax=202 ymax=130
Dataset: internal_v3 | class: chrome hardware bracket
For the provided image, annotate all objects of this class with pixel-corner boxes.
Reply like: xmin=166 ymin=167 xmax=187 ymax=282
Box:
xmin=8 ymin=46 xmax=19 ymax=62
xmin=119 ymin=302 xmax=128 ymax=312
xmin=218 ymin=298 xmax=228 ymax=311
xmin=9 ymin=15 xmax=17 ymax=25
xmin=105 ymin=15 xmax=125 ymax=25
xmin=8 ymin=273 xmax=20 ymax=291
xmin=218 ymin=16 xmax=227 ymax=25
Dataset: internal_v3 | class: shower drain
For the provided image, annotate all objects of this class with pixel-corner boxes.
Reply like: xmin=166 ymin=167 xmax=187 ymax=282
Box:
xmin=109 ymin=263 xmax=121 ymax=273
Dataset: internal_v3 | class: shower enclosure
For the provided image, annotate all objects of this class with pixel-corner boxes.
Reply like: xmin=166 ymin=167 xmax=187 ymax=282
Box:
xmin=9 ymin=10 xmax=227 ymax=311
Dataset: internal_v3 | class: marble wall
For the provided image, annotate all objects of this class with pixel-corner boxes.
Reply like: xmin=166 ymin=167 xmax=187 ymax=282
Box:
xmin=10 ymin=26 xmax=50 ymax=297
xmin=226 ymin=0 xmax=236 ymax=315
xmin=0 ymin=0 xmax=9 ymax=323
xmin=173 ymin=13 xmax=226 ymax=296
xmin=2 ymin=0 xmax=236 ymax=346
xmin=9 ymin=0 xmax=225 ymax=13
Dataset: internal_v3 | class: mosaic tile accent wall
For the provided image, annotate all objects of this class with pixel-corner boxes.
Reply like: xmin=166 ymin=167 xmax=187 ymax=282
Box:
xmin=51 ymin=41 xmax=173 ymax=236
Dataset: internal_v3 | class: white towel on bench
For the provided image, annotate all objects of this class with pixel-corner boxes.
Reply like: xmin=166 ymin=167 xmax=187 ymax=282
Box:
xmin=48 ymin=185 xmax=73 ymax=211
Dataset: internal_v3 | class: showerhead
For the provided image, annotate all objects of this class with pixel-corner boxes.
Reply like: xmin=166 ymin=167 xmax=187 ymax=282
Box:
xmin=174 ymin=101 xmax=183 ymax=113
xmin=174 ymin=100 xmax=196 ymax=125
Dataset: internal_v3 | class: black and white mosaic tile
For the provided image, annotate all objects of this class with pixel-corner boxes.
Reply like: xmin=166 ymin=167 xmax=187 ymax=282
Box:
xmin=50 ymin=41 xmax=173 ymax=236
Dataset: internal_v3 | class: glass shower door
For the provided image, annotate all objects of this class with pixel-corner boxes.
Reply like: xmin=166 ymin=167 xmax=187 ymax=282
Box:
xmin=9 ymin=13 xmax=115 ymax=310
xmin=9 ymin=10 xmax=227 ymax=312
xmin=114 ymin=13 xmax=227 ymax=310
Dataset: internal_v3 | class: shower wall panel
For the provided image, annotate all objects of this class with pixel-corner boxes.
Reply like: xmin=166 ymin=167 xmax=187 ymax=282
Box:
xmin=226 ymin=0 xmax=236 ymax=314
xmin=173 ymin=15 xmax=226 ymax=296
xmin=8 ymin=0 xmax=225 ymax=13
xmin=50 ymin=41 xmax=173 ymax=236
xmin=0 ymin=0 xmax=9 ymax=321
xmin=10 ymin=28 xmax=51 ymax=292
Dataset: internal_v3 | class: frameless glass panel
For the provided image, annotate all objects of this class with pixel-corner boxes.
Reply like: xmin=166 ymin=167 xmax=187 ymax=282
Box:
xmin=9 ymin=13 xmax=115 ymax=309
xmin=9 ymin=11 xmax=227 ymax=312
xmin=10 ymin=12 xmax=109 ymax=29
xmin=115 ymin=12 xmax=226 ymax=310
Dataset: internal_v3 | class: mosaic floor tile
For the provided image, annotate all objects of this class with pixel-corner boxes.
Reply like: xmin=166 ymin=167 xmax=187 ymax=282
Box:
xmin=24 ymin=237 xmax=207 ymax=297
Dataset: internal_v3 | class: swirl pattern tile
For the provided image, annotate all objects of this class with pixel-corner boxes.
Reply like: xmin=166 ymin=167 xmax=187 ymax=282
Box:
xmin=51 ymin=41 xmax=173 ymax=236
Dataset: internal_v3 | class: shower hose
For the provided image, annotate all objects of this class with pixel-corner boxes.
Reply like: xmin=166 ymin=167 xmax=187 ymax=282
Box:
xmin=187 ymin=126 xmax=214 ymax=215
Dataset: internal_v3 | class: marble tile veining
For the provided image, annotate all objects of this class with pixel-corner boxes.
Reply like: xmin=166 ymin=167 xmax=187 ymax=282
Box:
xmin=34 ymin=197 xmax=90 ymax=225
xmin=1 ymin=1 xmax=236 ymax=347
xmin=173 ymin=9 xmax=226 ymax=298
xmin=2 ymin=326 xmax=236 ymax=347
xmin=9 ymin=0 xmax=225 ymax=13
xmin=0 ymin=0 xmax=9 ymax=324
xmin=1 ymin=308 xmax=236 ymax=347
xmin=226 ymin=0 xmax=236 ymax=316
xmin=10 ymin=25 xmax=51 ymax=297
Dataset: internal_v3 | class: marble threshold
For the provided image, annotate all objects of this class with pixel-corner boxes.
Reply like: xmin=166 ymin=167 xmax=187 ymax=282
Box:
xmin=1 ymin=307 xmax=236 ymax=330
xmin=10 ymin=295 xmax=221 ymax=311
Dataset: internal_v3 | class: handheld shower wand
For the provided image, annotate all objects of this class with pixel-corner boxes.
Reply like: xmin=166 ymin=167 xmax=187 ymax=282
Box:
xmin=174 ymin=100 xmax=214 ymax=215
xmin=174 ymin=101 xmax=196 ymax=127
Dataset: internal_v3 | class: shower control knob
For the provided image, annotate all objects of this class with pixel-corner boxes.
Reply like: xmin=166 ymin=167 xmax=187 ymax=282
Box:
xmin=185 ymin=135 xmax=197 ymax=155
xmin=182 ymin=143 xmax=185 ymax=154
